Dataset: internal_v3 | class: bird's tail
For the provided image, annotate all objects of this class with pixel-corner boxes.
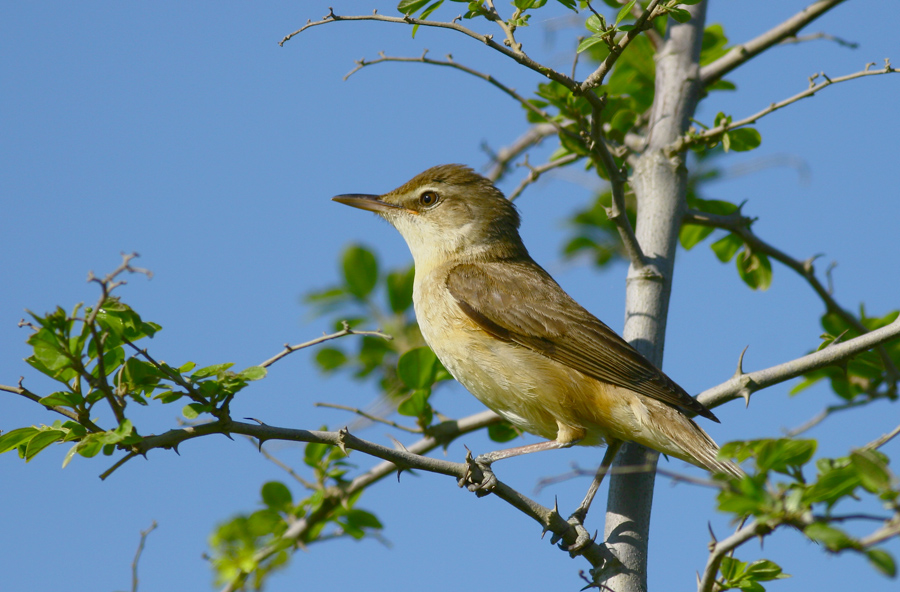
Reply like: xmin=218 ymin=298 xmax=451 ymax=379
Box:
xmin=665 ymin=417 xmax=744 ymax=479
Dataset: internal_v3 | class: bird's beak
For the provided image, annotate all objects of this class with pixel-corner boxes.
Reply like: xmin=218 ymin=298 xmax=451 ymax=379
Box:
xmin=332 ymin=194 xmax=404 ymax=214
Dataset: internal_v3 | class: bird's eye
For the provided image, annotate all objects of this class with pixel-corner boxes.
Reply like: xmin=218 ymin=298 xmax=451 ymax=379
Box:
xmin=419 ymin=191 xmax=439 ymax=207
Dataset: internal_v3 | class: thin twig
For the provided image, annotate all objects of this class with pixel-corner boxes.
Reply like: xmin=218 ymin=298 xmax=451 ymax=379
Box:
xmin=675 ymin=63 xmax=896 ymax=154
xmin=700 ymin=0 xmax=848 ymax=86
xmin=343 ymin=51 xmax=578 ymax=143
xmin=279 ymin=8 xmax=604 ymax=107
xmin=779 ymin=31 xmax=858 ymax=48
xmin=244 ymin=435 xmax=317 ymax=489
xmin=536 ymin=461 xmax=726 ymax=495
xmin=259 ymin=321 xmax=392 ymax=369
xmin=131 ymin=521 xmax=158 ymax=592
xmin=507 ymin=153 xmax=580 ymax=201
xmin=590 ymin=103 xmax=646 ymax=268
xmin=314 ymin=402 xmax=422 ymax=434
xmin=485 ymin=123 xmax=559 ymax=183
xmin=0 ymin=382 xmax=86 ymax=425
xmin=865 ymin=423 xmax=900 ymax=451
xmin=485 ymin=0 xmax=522 ymax=54
xmin=785 ymin=399 xmax=872 ymax=437
xmin=698 ymin=520 xmax=774 ymax=592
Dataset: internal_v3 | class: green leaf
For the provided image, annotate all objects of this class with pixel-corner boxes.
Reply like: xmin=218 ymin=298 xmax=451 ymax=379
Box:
xmin=0 ymin=427 xmax=39 ymax=454
xmin=25 ymin=429 xmax=65 ymax=460
xmin=745 ymin=559 xmax=789 ymax=581
xmin=411 ymin=0 xmax=444 ymax=37
xmin=397 ymin=347 xmax=438 ymax=389
xmin=668 ymin=7 xmax=692 ymax=23
xmin=183 ymin=403 xmax=207 ymax=419
xmin=850 ymin=449 xmax=891 ymax=493
xmin=803 ymin=522 xmax=858 ymax=551
xmin=304 ymin=441 xmax=330 ymax=468
xmin=577 ymin=35 xmax=607 ymax=54
xmin=261 ymin=481 xmax=293 ymax=510
xmin=754 ymin=439 xmax=816 ymax=473
xmin=866 ymin=548 xmax=897 ymax=577
xmin=679 ymin=223 xmax=715 ymax=250
xmin=398 ymin=0 xmax=430 ymax=14
xmin=711 ymin=233 xmax=742 ymax=262
xmin=397 ymin=388 xmax=433 ymax=424
xmin=315 ymin=347 xmax=348 ymax=372
xmin=488 ymin=422 xmax=520 ymax=443
xmin=727 ymin=128 xmax=762 ymax=152
xmin=554 ymin=0 xmax=577 ymax=11
xmin=342 ymin=245 xmax=379 ymax=299
xmin=720 ymin=556 xmax=746 ymax=581
xmin=736 ymin=250 xmax=772 ymax=290
xmin=386 ymin=265 xmax=415 ymax=313
xmin=614 ymin=0 xmax=636 ymax=26
xmin=585 ymin=14 xmax=604 ymax=33
xmin=192 ymin=363 xmax=235 ymax=379
xmin=238 ymin=366 xmax=267 ymax=381
xmin=38 ymin=391 xmax=83 ymax=408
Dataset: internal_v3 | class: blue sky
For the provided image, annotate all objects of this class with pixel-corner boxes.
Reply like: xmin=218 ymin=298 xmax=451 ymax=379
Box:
xmin=2 ymin=2 xmax=898 ymax=591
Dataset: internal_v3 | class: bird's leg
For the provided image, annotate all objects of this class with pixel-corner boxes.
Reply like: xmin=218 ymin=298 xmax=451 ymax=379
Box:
xmin=460 ymin=439 xmax=574 ymax=495
xmin=565 ymin=439 xmax=623 ymax=552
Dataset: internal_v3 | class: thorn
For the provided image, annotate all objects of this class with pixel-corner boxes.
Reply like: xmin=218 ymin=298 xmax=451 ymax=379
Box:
xmin=734 ymin=345 xmax=749 ymax=377
xmin=826 ymin=329 xmax=850 ymax=348
xmin=740 ymin=387 xmax=752 ymax=408
xmin=244 ymin=417 xmax=267 ymax=426
xmin=172 ymin=444 xmax=180 ymax=456
xmin=222 ymin=432 xmax=234 ymax=441
xmin=337 ymin=427 xmax=351 ymax=456
xmin=386 ymin=434 xmax=409 ymax=453
xmin=708 ymin=521 xmax=717 ymax=546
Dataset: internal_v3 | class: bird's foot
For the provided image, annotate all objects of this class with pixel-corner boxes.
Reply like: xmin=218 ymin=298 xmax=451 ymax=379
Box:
xmin=459 ymin=449 xmax=497 ymax=496
xmin=563 ymin=511 xmax=597 ymax=556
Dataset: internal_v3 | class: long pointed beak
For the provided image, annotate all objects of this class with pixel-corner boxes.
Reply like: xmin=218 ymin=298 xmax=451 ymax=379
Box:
xmin=332 ymin=194 xmax=403 ymax=214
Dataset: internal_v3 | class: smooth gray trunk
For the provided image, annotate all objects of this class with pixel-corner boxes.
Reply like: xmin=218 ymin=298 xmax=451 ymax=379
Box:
xmin=603 ymin=3 xmax=708 ymax=591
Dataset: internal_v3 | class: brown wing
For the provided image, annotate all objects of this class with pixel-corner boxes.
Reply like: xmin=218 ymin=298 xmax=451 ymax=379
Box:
xmin=445 ymin=261 xmax=718 ymax=422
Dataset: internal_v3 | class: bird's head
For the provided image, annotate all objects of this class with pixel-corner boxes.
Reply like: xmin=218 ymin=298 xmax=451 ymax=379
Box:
xmin=333 ymin=164 xmax=527 ymax=267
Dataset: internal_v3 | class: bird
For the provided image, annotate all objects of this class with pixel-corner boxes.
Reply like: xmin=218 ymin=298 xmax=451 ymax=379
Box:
xmin=332 ymin=164 xmax=741 ymax=532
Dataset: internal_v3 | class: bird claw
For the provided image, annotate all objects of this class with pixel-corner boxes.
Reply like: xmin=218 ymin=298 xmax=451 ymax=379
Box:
xmin=459 ymin=452 xmax=497 ymax=496
xmin=562 ymin=514 xmax=596 ymax=556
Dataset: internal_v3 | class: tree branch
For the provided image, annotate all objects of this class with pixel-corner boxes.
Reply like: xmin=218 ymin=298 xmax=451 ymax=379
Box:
xmin=186 ymin=411 xmax=611 ymax=591
xmin=674 ymin=62 xmax=896 ymax=154
xmin=684 ymin=207 xmax=900 ymax=385
xmin=591 ymin=104 xmax=646 ymax=269
xmin=484 ymin=123 xmax=558 ymax=183
xmin=258 ymin=320 xmax=392 ymax=369
xmin=700 ymin=0 xmax=848 ymax=86
xmin=279 ymin=8 xmax=599 ymax=105
xmin=343 ymin=51 xmax=575 ymax=141
xmin=698 ymin=519 xmax=775 ymax=592
xmin=698 ymin=316 xmax=900 ymax=410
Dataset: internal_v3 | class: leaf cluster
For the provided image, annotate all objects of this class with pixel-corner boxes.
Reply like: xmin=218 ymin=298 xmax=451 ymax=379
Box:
xmin=716 ymin=438 xmax=899 ymax=582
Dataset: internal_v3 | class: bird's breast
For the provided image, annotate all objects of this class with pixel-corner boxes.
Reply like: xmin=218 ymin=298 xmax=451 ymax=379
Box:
xmin=412 ymin=267 xmax=622 ymax=446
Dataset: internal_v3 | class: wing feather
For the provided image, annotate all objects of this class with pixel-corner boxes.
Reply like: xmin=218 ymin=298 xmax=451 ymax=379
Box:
xmin=445 ymin=261 xmax=718 ymax=422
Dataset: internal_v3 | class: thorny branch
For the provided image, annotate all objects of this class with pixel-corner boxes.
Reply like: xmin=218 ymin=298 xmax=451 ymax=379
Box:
xmin=684 ymin=207 xmax=900 ymax=387
xmin=698 ymin=316 xmax=900 ymax=410
xmin=674 ymin=62 xmax=896 ymax=154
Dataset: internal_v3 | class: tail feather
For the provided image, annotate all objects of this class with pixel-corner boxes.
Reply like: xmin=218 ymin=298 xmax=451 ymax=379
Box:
xmin=666 ymin=417 xmax=744 ymax=479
